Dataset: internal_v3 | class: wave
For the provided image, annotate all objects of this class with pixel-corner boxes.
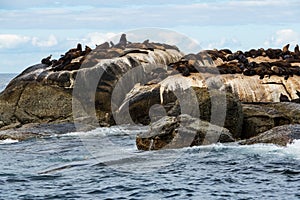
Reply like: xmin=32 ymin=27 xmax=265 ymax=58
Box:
xmin=0 ymin=139 xmax=19 ymax=145
xmin=62 ymin=125 xmax=148 ymax=137
xmin=184 ymin=139 xmax=300 ymax=160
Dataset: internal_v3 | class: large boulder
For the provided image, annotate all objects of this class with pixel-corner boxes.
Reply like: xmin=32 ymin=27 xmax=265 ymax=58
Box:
xmin=239 ymin=124 xmax=300 ymax=146
xmin=241 ymin=102 xmax=300 ymax=139
xmin=0 ymin=43 xmax=183 ymax=130
xmin=0 ymin=79 xmax=73 ymax=130
xmin=117 ymin=74 xmax=243 ymax=138
xmin=136 ymin=114 xmax=234 ymax=151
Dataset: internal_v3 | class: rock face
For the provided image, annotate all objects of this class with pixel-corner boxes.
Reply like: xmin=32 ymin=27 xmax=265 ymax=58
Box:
xmin=239 ymin=124 xmax=300 ymax=146
xmin=136 ymin=114 xmax=235 ymax=151
xmin=118 ymin=81 xmax=243 ymax=139
xmin=241 ymin=102 xmax=300 ymax=139
xmin=0 ymin=75 xmax=73 ymax=129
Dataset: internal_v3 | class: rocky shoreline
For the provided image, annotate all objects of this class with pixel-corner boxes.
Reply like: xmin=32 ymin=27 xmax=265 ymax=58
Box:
xmin=1 ymin=34 xmax=300 ymax=150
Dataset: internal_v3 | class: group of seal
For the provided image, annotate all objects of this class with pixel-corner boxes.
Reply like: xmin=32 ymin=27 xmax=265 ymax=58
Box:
xmin=215 ymin=44 xmax=300 ymax=79
xmin=41 ymin=34 xmax=180 ymax=72
xmin=167 ymin=44 xmax=300 ymax=79
xmin=40 ymin=36 xmax=300 ymax=79
xmin=41 ymin=43 xmax=92 ymax=71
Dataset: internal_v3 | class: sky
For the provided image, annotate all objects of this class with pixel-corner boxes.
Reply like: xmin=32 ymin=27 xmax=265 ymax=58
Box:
xmin=0 ymin=0 xmax=300 ymax=73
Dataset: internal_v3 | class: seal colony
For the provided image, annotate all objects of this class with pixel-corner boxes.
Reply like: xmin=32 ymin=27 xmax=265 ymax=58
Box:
xmin=41 ymin=34 xmax=179 ymax=72
xmin=168 ymin=44 xmax=300 ymax=79
xmin=1 ymin=33 xmax=300 ymax=149
xmin=41 ymin=34 xmax=300 ymax=81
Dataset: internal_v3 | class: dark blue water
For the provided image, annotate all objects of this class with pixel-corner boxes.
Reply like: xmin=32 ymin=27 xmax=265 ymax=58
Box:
xmin=0 ymin=74 xmax=300 ymax=199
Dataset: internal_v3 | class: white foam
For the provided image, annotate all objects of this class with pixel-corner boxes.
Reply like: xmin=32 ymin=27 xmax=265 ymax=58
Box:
xmin=63 ymin=125 xmax=148 ymax=137
xmin=183 ymin=140 xmax=300 ymax=160
xmin=0 ymin=139 xmax=19 ymax=144
xmin=284 ymin=139 xmax=300 ymax=159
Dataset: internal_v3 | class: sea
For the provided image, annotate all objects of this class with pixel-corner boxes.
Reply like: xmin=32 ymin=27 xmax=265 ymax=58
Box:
xmin=0 ymin=73 xmax=300 ymax=199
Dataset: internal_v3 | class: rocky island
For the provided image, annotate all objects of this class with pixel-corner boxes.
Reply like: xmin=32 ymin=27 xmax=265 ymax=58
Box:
xmin=1 ymin=34 xmax=300 ymax=150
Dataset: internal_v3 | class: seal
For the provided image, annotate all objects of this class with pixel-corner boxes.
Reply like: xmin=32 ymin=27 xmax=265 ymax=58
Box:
xmin=114 ymin=34 xmax=127 ymax=48
xmin=283 ymin=44 xmax=290 ymax=53
xmin=120 ymin=49 xmax=149 ymax=57
xmin=84 ymin=45 xmax=92 ymax=55
xmin=41 ymin=55 xmax=52 ymax=65
xmin=77 ymin=43 xmax=82 ymax=52
xmin=295 ymin=44 xmax=300 ymax=55
xmin=96 ymin=42 xmax=110 ymax=50
xmin=169 ymin=60 xmax=190 ymax=76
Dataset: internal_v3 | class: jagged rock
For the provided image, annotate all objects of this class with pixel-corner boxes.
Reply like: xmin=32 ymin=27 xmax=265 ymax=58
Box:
xmin=239 ymin=124 xmax=300 ymax=146
xmin=241 ymin=102 xmax=300 ymax=139
xmin=136 ymin=114 xmax=234 ymax=151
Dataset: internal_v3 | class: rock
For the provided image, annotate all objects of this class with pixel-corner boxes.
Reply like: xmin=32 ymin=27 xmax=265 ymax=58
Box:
xmin=239 ymin=124 xmax=300 ymax=146
xmin=241 ymin=102 xmax=300 ymax=139
xmin=0 ymin=40 xmax=183 ymax=129
xmin=2 ymin=39 xmax=300 ymax=142
xmin=0 ymin=123 xmax=77 ymax=141
xmin=0 ymin=82 xmax=73 ymax=130
xmin=136 ymin=114 xmax=234 ymax=151
xmin=118 ymin=75 xmax=243 ymax=139
xmin=193 ymin=88 xmax=243 ymax=138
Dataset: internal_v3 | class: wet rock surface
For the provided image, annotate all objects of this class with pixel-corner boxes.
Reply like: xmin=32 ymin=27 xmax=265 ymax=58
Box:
xmin=239 ymin=124 xmax=300 ymax=146
xmin=0 ymin=123 xmax=77 ymax=141
xmin=136 ymin=114 xmax=234 ymax=151
xmin=241 ymin=102 xmax=300 ymax=139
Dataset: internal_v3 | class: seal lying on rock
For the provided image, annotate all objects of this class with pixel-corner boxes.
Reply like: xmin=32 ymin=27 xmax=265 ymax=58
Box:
xmin=41 ymin=55 xmax=52 ymax=65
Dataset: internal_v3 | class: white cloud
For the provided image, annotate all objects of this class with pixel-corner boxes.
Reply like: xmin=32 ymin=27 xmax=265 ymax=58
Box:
xmin=0 ymin=34 xmax=30 ymax=49
xmin=206 ymin=38 xmax=242 ymax=50
xmin=264 ymin=29 xmax=299 ymax=47
xmin=67 ymin=32 xmax=118 ymax=48
xmin=1 ymin=0 xmax=300 ymax=29
xmin=228 ymin=0 xmax=287 ymax=7
xmin=31 ymin=35 xmax=58 ymax=47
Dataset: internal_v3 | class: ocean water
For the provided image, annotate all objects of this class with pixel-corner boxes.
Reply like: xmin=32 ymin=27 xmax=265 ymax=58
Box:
xmin=1 ymin=74 xmax=300 ymax=199
xmin=0 ymin=73 xmax=16 ymax=92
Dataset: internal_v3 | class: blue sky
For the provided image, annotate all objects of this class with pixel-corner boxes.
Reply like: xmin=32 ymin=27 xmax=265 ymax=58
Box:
xmin=1 ymin=0 xmax=300 ymax=73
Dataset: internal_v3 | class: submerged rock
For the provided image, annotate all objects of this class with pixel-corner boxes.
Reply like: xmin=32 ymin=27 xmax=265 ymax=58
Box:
xmin=239 ymin=124 xmax=300 ymax=146
xmin=0 ymin=123 xmax=77 ymax=141
xmin=136 ymin=114 xmax=234 ymax=151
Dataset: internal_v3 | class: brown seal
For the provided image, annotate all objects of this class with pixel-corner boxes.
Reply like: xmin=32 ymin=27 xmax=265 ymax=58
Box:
xmin=282 ymin=44 xmax=290 ymax=53
xmin=41 ymin=55 xmax=52 ymax=65
xmin=294 ymin=44 xmax=300 ymax=55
